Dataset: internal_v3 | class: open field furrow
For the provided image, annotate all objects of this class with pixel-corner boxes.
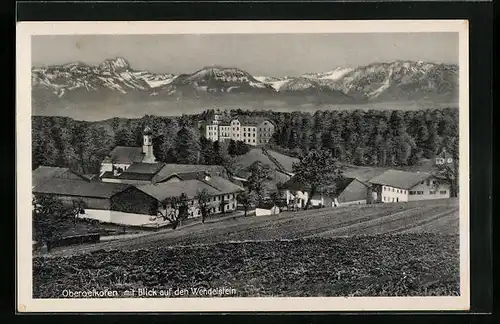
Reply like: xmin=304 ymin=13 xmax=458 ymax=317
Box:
xmin=33 ymin=233 xmax=460 ymax=298
xmin=386 ymin=208 xmax=459 ymax=235
xmin=399 ymin=212 xmax=460 ymax=235
xmin=311 ymin=206 xmax=433 ymax=238
xmin=354 ymin=207 xmax=458 ymax=236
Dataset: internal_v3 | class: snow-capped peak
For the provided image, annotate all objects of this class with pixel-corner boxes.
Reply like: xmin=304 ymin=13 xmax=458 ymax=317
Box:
xmin=99 ymin=57 xmax=130 ymax=71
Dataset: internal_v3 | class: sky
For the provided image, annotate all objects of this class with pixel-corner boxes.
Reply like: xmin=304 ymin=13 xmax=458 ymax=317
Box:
xmin=32 ymin=33 xmax=458 ymax=76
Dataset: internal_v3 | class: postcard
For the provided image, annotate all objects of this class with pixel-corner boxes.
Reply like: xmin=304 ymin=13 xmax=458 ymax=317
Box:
xmin=16 ymin=20 xmax=469 ymax=312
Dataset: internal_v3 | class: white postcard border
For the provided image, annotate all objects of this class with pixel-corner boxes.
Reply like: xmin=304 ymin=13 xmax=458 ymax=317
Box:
xmin=16 ymin=20 xmax=470 ymax=313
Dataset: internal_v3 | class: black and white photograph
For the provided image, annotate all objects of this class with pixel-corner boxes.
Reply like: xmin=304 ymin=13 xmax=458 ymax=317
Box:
xmin=16 ymin=21 xmax=469 ymax=312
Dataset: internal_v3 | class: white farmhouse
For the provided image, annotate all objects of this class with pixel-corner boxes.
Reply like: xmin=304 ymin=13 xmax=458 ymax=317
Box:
xmin=368 ymin=169 xmax=451 ymax=203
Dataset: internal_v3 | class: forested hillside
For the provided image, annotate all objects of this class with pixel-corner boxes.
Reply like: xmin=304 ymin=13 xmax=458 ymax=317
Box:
xmin=32 ymin=108 xmax=458 ymax=174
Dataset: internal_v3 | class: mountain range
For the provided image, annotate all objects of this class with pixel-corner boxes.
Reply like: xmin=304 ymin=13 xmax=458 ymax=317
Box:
xmin=32 ymin=57 xmax=459 ymax=118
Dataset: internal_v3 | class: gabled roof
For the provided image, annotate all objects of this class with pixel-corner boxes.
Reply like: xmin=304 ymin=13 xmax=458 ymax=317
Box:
xmin=202 ymin=176 xmax=245 ymax=195
xmin=32 ymin=166 xmax=90 ymax=187
xmin=136 ymin=180 xmax=220 ymax=202
xmin=154 ymin=164 xmax=226 ymax=183
xmin=102 ymin=146 xmax=145 ymax=164
xmin=256 ymin=202 xmax=278 ymax=210
xmin=231 ymin=116 xmax=275 ymax=127
xmin=283 ymin=176 xmax=365 ymax=195
xmin=33 ymin=178 xmax=131 ymax=199
xmin=32 ymin=166 xmax=69 ymax=187
xmin=368 ymin=170 xmax=433 ymax=189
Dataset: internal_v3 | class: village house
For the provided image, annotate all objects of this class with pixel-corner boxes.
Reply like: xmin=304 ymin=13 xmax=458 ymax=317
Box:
xmin=32 ymin=176 xmax=164 ymax=227
xmin=368 ymin=169 xmax=451 ymax=203
xmin=33 ymin=165 xmax=244 ymax=226
xmin=136 ymin=172 xmax=244 ymax=218
xmin=204 ymin=110 xmax=276 ymax=146
xmin=282 ymin=176 xmax=371 ymax=209
xmin=255 ymin=202 xmax=280 ymax=217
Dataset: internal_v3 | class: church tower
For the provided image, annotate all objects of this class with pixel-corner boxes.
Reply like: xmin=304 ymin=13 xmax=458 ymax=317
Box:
xmin=142 ymin=126 xmax=156 ymax=163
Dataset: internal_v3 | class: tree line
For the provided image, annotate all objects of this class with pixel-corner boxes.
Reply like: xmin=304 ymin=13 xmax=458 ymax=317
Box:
xmin=32 ymin=115 xmax=250 ymax=174
xmin=32 ymin=108 xmax=458 ymax=174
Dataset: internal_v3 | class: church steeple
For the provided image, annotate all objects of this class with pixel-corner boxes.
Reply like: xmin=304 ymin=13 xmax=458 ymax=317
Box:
xmin=142 ymin=126 xmax=156 ymax=163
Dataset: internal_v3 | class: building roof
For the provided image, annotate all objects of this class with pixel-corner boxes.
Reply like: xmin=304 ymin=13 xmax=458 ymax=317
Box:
xmin=136 ymin=180 xmax=220 ymax=202
xmin=368 ymin=170 xmax=433 ymax=189
xmin=154 ymin=164 xmax=227 ymax=183
xmin=202 ymin=176 xmax=245 ymax=194
xmin=100 ymin=171 xmax=155 ymax=181
xmin=256 ymin=202 xmax=278 ymax=210
xmin=283 ymin=176 xmax=363 ymax=195
xmin=32 ymin=166 xmax=70 ymax=187
xmin=33 ymin=178 xmax=131 ymax=199
xmin=232 ymin=116 xmax=274 ymax=127
xmin=32 ymin=166 xmax=90 ymax=187
xmin=102 ymin=146 xmax=145 ymax=164
xmin=122 ymin=162 xmax=165 ymax=174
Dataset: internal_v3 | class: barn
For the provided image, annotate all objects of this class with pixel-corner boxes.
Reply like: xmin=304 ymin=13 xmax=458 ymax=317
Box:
xmin=33 ymin=177 xmax=163 ymax=227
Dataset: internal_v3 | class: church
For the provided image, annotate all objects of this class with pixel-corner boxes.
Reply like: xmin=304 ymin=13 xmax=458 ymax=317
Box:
xmin=99 ymin=126 xmax=156 ymax=177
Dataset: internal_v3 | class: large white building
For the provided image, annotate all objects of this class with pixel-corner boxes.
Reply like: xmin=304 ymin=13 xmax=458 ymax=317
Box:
xmin=368 ymin=169 xmax=451 ymax=203
xmin=205 ymin=111 xmax=276 ymax=146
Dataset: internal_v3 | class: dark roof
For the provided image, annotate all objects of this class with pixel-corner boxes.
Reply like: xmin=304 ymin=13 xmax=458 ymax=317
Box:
xmin=122 ymin=162 xmax=165 ymax=174
xmin=202 ymin=176 xmax=245 ymax=194
xmin=257 ymin=202 xmax=278 ymax=210
xmin=368 ymin=170 xmax=433 ymax=189
xmin=33 ymin=179 xmax=131 ymax=199
xmin=32 ymin=166 xmax=90 ymax=187
xmin=102 ymin=146 xmax=145 ymax=164
xmin=100 ymin=171 xmax=155 ymax=181
xmin=283 ymin=176 xmax=363 ymax=195
xmin=137 ymin=180 xmax=220 ymax=201
xmin=32 ymin=166 xmax=69 ymax=187
xmin=154 ymin=164 xmax=226 ymax=183
xmin=232 ymin=116 xmax=275 ymax=127
xmin=173 ymin=171 xmax=207 ymax=180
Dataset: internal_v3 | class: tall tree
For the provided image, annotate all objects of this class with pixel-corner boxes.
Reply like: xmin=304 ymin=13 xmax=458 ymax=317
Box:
xmin=195 ymin=189 xmax=212 ymax=223
xmin=32 ymin=195 xmax=73 ymax=251
xmin=174 ymin=127 xmax=201 ymax=164
xmin=246 ymin=161 xmax=273 ymax=203
xmin=236 ymin=191 xmax=257 ymax=217
xmin=292 ymin=149 xmax=343 ymax=209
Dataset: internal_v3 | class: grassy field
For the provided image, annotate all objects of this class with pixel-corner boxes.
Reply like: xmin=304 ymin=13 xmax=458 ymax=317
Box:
xmin=33 ymin=199 xmax=460 ymax=297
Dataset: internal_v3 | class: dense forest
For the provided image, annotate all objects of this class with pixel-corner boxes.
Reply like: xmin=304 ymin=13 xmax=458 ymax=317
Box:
xmin=32 ymin=108 xmax=458 ymax=175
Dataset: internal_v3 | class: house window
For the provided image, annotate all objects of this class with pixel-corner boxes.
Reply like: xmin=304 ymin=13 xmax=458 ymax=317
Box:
xmin=429 ymin=191 xmax=436 ymax=195
xmin=421 ymin=181 xmax=424 ymax=184
xmin=440 ymin=190 xmax=447 ymax=194
xmin=392 ymin=198 xmax=395 ymax=202
xmin=418 ymin=191 xmax=424 ymax=195
xmin=213 ymin=197 xmax=217 ymax=202
xmin=392 ymin=188 xmax=394 ymax=192
xmin=426 ymin=179 xmax=430 ymax=186
xmin=191 ymin=200 xmax=194 ymax=205
xmin=197 ymin=210 xmax=201 ymax=215
xmin=253 ymin=139 xmax=255 ymax=143
xmin=409 ymin=191 xmax=414 ymax=195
